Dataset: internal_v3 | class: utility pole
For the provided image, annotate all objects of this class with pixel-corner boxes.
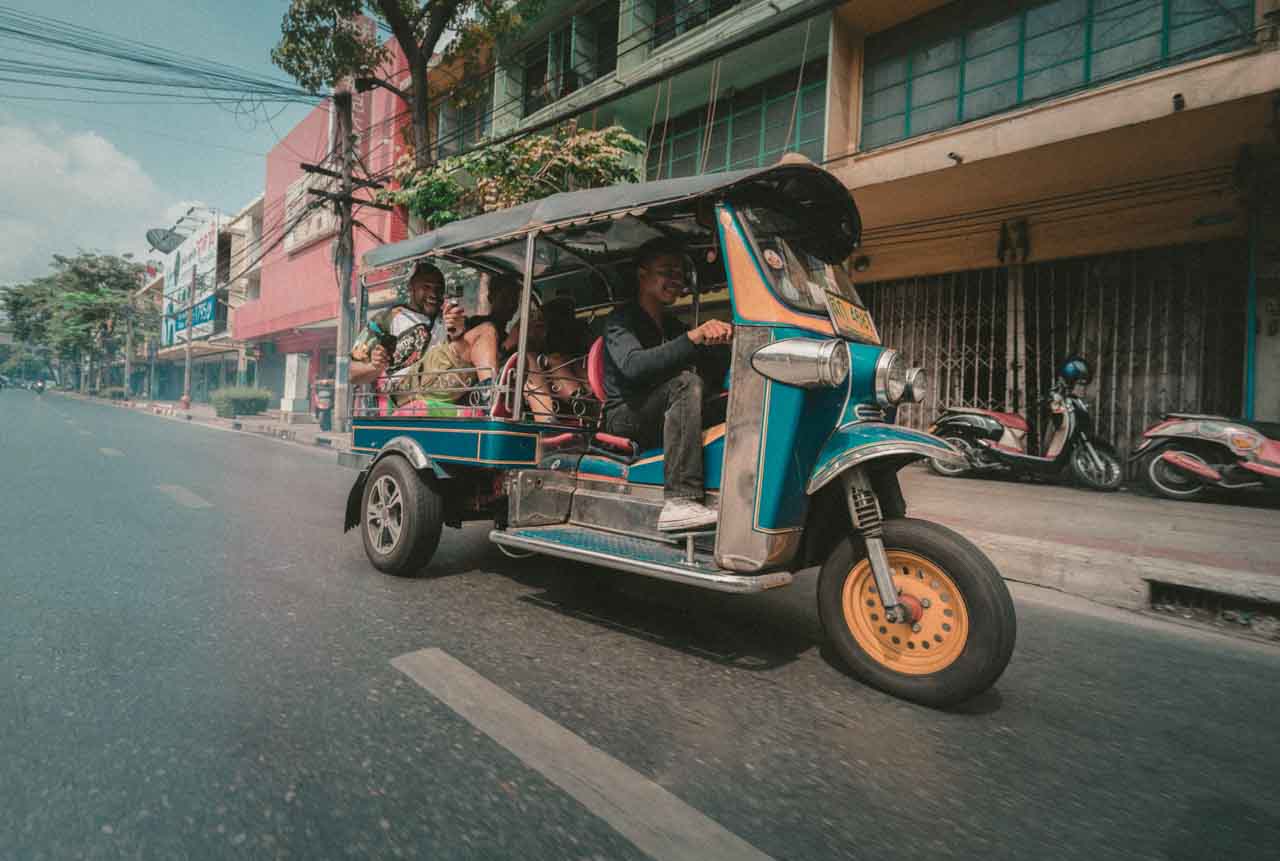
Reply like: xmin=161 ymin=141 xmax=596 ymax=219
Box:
xmin=333 ymin=90 xmax=355 ymax=434
xmin=183 ymin=265 xmax=195 ymax=409
xmin=303 ymin=95 xmax=389 ymax=434
xmin=123 ymin=303 xmax=134 ymax=398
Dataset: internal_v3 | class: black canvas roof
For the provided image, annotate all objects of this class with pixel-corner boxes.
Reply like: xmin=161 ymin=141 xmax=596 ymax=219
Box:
xmin=362 ymin=161 xmax=861 ymax=271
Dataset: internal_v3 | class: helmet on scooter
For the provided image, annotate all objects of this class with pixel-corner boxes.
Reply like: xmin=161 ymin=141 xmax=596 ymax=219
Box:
xmin=1059 ymin=355 xmax=1091 ymax=384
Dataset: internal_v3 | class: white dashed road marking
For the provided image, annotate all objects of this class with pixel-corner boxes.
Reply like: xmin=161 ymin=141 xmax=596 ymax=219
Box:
xmin=155 ymin=484 xmax=212 ymax=509
xmin=78 ymin=429 xmax=91 ymax=436
xmin=99 ymin=448 xmax=124 ymax=457
xmin=392 ymin=648 xmax=774 ymax=861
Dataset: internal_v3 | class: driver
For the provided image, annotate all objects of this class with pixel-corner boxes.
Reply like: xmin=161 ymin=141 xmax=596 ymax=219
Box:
xmin=602 ymin=238 xmax=732 ymax=531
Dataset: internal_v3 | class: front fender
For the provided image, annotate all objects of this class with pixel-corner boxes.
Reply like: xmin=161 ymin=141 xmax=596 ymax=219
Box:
xmin=807 ymin=423 xmax=963 ymax=494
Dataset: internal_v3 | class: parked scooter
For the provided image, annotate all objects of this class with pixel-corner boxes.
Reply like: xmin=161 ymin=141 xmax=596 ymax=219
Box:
xmin=33 ymin=380 xmax=45 ymax=395
xmin=927 ymin=356 xmax=1123 ymax=491
xmin=312 ymin=378 xmax=334 ymax=432
xmin=1131 ymin=414 xmax=1280 ymax=501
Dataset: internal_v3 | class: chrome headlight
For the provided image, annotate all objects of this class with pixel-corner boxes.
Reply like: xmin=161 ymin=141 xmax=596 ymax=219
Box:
xmin=750 ymin=338 xmax=849 ymax=389
xmin=874 ymin=350 xmax=908 ymax=406
xmin=904 ymin=367 xmax=928 ymax=403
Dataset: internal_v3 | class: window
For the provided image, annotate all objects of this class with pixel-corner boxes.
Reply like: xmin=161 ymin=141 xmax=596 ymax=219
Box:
xmin=652 ymin=0 xmax=740 ymax=49
xmin=646 ymin=59 xmax=826 ymax=181
xmin=861 ymin=0 xmax=1254 ymax=150
xmin=521 ymin=1 xmax=620 ymax=117
xmin=437 ymin=77 xmax=493 ymax=159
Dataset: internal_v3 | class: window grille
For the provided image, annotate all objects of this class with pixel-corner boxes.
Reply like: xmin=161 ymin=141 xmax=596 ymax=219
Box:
xmin=521 ymin=0 xmax=621 ymax=117
xmin=646 ymin=59 xmax=827 ymax=180
xmin=652 ymin=0 xmax=741 ymax=48
xmin=861 ymin=0 xmax=1254 ymax=150
xmin=437 ymin=77 xmax=493 ymax=159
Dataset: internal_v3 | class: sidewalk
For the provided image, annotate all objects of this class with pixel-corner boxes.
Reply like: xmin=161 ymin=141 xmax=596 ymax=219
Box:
xmin=900 ymin=466 xmax=1280 ymax=635
xmin=86 ymin=394 xmax=353 ymax=453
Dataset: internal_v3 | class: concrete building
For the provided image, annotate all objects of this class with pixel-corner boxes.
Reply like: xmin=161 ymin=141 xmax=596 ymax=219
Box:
xmin=431 ymin=0 xmax=1278 ymax=455
xmin=232 ymin=27 xmax=412 ymax=421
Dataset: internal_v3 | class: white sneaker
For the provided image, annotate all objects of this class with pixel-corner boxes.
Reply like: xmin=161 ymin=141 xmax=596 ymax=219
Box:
xmin=658 ymin=498 xmax=718 ymax=531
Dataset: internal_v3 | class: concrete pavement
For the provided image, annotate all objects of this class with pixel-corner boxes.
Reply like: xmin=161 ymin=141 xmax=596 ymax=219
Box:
xmin=4 ymin=389 xmax=1280 ymax=860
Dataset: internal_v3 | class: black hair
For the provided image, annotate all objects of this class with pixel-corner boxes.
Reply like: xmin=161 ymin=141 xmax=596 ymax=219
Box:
xmin=409 ymin=260 xmax=444 ymax=283
xmin=635 ymin=237 xmax=686 ymax=268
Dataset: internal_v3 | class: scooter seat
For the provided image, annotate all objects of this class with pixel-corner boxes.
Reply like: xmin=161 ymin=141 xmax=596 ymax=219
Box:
xmin=946 ymin=407 xmax=1029 ymax=432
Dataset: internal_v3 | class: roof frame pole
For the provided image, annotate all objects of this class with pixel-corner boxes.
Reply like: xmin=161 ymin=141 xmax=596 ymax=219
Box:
xmin=512 ymin=231 xmax=539 ymax=423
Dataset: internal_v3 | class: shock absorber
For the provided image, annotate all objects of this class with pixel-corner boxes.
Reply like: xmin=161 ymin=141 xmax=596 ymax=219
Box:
xmin=840 ymin=469 xmax=910 ymax=624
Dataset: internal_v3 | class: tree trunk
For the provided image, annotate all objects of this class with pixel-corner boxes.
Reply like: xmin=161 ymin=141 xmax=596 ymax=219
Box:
xmin=410 ymin=57 xmax=431 ymax=172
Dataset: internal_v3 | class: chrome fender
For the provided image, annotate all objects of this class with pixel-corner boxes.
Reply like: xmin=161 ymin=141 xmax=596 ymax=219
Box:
xmin=370 ymin=435 xmax=452 ymax=479
xmin=807 ymin=422 xmax=964 ymax=494
xmin=343 ymin=436 xmax=451 ymax=533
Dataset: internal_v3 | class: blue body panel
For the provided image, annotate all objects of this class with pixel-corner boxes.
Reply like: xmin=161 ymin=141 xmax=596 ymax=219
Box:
xmin=624 ymin=435 xmax=726 ymax=489
xmin=352 ymin=418 xmax=541 ymax=467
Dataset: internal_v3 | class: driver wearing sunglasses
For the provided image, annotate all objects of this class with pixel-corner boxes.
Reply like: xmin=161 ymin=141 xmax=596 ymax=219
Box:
xmin=601 ymin=238 xmax=733 ymax=531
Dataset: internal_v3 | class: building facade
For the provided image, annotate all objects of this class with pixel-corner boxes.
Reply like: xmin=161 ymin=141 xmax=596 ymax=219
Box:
xmin=231 ymin=29 xmax=412 ymax=419
xmin=429 ymin=0 xmax=1279 ymax=456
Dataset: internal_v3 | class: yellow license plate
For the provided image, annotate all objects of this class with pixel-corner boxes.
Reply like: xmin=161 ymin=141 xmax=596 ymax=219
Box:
xmin=826 ymin=293 xmax=879 ymax=344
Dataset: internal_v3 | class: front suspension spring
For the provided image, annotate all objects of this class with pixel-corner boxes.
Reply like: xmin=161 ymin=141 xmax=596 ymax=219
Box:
xmin=848 ymin=487 xmax=883 ymax=539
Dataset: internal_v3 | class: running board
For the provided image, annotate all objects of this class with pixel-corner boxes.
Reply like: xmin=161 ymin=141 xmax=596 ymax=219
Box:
xmin=489 ymin=525 xmax=793 ymax=594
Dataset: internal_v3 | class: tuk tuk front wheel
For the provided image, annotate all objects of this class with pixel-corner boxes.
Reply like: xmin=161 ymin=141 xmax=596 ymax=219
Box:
xmin=360 ymin=455 xmax=443 ymax=577
xmin=818 ymin=518 xmax=1016 ymax=709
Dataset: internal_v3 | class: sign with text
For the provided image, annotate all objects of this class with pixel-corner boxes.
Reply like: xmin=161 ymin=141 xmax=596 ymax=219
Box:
xmin=162 ymin=214 xmax=220 ymax=347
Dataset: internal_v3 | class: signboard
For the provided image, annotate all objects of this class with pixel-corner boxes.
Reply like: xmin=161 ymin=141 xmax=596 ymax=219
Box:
xmin=162 ymin=214 xmax=220 ymax=347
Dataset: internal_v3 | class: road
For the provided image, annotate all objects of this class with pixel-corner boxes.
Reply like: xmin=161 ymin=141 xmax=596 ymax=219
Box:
xmin=3 ymin=390 xmax=1279 ymax=860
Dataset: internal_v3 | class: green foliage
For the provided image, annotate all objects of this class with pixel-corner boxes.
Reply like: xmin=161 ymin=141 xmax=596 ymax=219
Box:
xmin=1 ymin=252 xmax=147 ymax=376
xmin=272 ymin=0 xmax=388 ymax=93
xmin=383 ymin=122 xmax=645 ymax=227
xmin=211 ymin=386 xmax=274 ymax=418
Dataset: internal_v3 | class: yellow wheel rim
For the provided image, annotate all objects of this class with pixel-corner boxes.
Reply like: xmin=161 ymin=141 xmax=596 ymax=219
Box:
xmin=841 ymin=551 xmax=970 ymax=676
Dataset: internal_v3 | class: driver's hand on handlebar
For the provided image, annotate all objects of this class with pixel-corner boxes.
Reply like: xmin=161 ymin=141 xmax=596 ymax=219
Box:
xmin=688 ymin=319 xmax=733 ymax=346
xmin=370 ymin=345 xmax=390 ymax=372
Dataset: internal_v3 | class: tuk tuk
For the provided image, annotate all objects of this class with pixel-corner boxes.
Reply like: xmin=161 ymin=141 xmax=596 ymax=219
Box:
xmin=341 ymin=159 xmax=1015 ymax=707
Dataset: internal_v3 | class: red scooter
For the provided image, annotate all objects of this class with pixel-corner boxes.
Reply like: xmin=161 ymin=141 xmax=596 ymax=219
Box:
xmin=1131 ymin=414 xmax=1280 ymax=501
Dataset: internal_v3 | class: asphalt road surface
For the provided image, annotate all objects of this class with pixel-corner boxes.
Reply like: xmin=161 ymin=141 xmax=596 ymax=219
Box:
xmin=4 ymin=390 xmax=1279 ymax=860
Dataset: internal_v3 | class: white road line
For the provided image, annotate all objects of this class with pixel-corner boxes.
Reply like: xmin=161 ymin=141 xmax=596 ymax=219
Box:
xmin=392 ymin=648 xmax=774 ymax=861
xmin=155 ymin=484 xmax=212 ymax=509
xmin=77 ymin=429 xmax=91 ymax=436
xmin=99 ymin=448 xmax=124 ymax=457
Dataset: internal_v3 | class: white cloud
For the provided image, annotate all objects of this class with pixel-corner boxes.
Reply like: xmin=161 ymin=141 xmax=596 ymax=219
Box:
xmin=0 ymin=116 xmax=191 ymax=284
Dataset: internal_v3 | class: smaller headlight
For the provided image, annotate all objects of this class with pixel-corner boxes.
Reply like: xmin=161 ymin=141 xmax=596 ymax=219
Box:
xmin=904 ymin=367 xmax=928 ymax=403
xmin=874 ymin=350 xmax=907 ymax=406
xmin=819 ymin=340 xmax=850 ymax=388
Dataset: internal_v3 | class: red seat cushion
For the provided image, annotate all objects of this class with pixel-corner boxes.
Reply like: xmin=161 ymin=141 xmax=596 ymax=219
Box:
xmin=586 ymin=337 xmax=607 ymax=403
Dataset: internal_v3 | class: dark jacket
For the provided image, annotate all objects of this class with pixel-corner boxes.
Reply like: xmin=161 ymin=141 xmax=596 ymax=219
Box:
xmin=602 ymin=300 xmax=697 ymax=411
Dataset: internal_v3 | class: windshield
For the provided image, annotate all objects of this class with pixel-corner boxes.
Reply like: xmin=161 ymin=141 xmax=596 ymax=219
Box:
xmin=737 ymin=205 xmax=865 ymax=315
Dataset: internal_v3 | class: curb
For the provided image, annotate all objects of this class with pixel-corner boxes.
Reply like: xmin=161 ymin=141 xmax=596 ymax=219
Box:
xmin=956 ymin=525 xmax=1280 ymax=640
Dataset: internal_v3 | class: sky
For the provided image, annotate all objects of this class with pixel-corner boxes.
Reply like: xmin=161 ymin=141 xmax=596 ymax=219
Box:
xmin=0 ymin=1 xmax=320 ymax=284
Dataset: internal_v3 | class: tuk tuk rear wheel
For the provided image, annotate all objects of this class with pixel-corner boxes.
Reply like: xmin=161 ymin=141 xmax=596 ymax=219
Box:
xmin=360 ymin=455 xmax=443 ymax=577
xmin=818 ymin=518 xmax=1016 ymax=708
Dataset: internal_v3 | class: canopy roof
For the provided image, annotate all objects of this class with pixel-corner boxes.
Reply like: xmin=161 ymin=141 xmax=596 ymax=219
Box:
xmin=362 ymin=161 xmax=861 ymax=272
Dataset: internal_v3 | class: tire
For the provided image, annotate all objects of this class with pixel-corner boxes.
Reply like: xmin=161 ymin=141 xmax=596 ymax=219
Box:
xmin=1070 ymin=441 xmax=1123 ymax=491
xmin=928 ymin=436 xmax=971 ymax=478
xmin=817 ymin=518 xmax=1016 ymax=709
xmin=1141 ymin=447 xmax=1210 ymax=501
xmin=360 ymin=455 xmax=444 ymax=577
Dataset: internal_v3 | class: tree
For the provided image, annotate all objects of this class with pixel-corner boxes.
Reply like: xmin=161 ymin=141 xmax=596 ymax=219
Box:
xmin=2 ymin=253 xmax=147 ymax=391
xmin=272 ymin=1 xmax=541 ymax=174
xmin=383 ymin=122 xmax=645 ymax=228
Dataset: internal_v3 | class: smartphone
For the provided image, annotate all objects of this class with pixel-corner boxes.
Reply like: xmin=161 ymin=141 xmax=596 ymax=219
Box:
xmin=444 ymin=283 xmax=464 ymax=338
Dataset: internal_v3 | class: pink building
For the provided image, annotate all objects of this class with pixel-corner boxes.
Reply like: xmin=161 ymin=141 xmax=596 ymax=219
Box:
xmin=233 ymin=34 xmax=411 ymax=417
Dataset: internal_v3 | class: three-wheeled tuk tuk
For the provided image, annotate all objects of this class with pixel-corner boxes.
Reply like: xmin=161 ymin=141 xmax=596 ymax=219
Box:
xmin=342 ymin=160 xmax=1015 ymax=707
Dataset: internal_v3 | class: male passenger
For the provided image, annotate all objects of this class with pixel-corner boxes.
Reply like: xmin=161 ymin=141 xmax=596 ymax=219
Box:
xmin=349 ymin=261 xmax=462 ymax=388
xmin=602 ymin=239 xmax=733 ymax=531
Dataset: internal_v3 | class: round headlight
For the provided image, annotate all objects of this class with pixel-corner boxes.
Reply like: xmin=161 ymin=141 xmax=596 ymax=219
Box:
xmin=874 ymin=350 xmax=908 ymax=406
xmin=904 ymin=367 xmax=928 ymax=403
xmin=819 ymin=340 xmax=850 ymax=388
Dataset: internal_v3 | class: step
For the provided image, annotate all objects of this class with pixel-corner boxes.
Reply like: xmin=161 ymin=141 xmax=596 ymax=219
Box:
xmin=489 ymin=525 xmax=792 ymax=594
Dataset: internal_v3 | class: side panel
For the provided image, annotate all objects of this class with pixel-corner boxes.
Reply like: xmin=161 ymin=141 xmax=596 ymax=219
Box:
xmin=352 ymin=418 xmax=540 ymax=467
